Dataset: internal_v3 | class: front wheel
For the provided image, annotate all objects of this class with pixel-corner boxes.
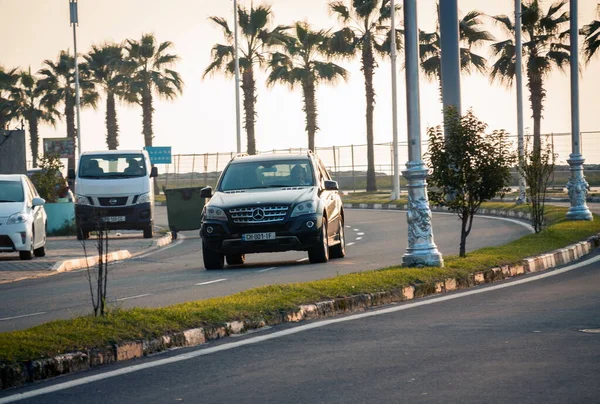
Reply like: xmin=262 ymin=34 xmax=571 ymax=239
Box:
xmin=308 ymin=217 xmax=329 ymax=264
xmin=77 ymin=227 xmax=90 ymax=241
xmin=203 ymin=242 xmax=224 ymax=270
xmin=226 ymin=254 xmax=246 ymax=265
xmin=143 ymin=226 xmax=153 ymax=239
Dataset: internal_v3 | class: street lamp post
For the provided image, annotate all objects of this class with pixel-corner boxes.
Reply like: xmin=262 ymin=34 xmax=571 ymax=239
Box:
xmin=401 ymin=0 xmax=443 ymax=268
xmin=69 ymin=0 xmax=82 ymax=157
xmin=566 ymin=0 xmax=592 ymax=221
xmin=233 ymin=0 xmax=242 ymax=154
xmin=390 ymin=0 xmax=400 ymax=200
xmin=439 ymin=0 xmax=461 ymax=121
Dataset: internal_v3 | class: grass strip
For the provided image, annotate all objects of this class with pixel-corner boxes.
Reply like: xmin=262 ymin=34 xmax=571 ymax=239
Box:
xmin=1 ymin=205 xmax=598 ymax=365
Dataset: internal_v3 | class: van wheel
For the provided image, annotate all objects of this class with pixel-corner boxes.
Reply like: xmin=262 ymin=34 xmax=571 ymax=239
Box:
xmin=203 ymin=242 xmax=224 ymax=270
xmin=77 ymin=228 xmax=90 ymax=241
xmin=308 ymin=217 xmax=329 ymax=264
xmin=143 ymin=226 xmax=153 ymax=239
xmin=226 ymin=254 xmax=245 ymax=265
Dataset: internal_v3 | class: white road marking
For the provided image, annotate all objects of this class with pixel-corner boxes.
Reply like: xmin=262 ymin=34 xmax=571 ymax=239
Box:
xmin=135 ymin=234 xmax=186 ymax=259
xmin=114 ymin=294 xmax=151 ymax=302
xmin=357 ymin=232 xmax=364 ymax=236
xmin=345 ymin=225 xmax=351 ymax=228
xmin=256 ymin=267 xmax=277 ymax=273
xmin=0 ymin=312 xmax=46 ymax=322
xmin=4 ymin=254 xmax=598 ymax=403
xmin=356 ymin=237 xmax=363 ymax=240
xmin=346 ymin=242 xmax=356 ymax=246
xmin=353 ymin=228 xmax=359 ymax=231
xmin=195 ymin=279 xmax=227 ymax=286
xmin=296 ymin=258 xmax=309 ymax=262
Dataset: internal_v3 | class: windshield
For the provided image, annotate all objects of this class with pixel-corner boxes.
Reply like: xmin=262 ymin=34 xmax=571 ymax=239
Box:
xmin=219 ymin=159 xmax=314 ymax=191
xmin=0 ymin=180 xmax=24 ymax=203
xmin=78 ymin=154 xmax=147 ymax=179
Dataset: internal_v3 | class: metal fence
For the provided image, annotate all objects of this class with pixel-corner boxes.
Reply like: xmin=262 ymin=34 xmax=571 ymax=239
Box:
xmin=158 ymin=131 xmax=600 ymax=192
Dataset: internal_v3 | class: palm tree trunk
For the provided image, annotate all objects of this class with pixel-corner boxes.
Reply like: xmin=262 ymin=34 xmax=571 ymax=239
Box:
xmin=362 ymin=37 xmax=377 ymax=192
xmin=242 ymin=68 xmax=257 ymax=155
xmin=142 ymin=89 xmax=154 ymax=148
xmin=65 ymin=101 xmax=76 ymax=172
xmin=28 ymin=116 xmax=39 ymax=167
xmin=527 ymin=67 xmax=544 ymax=159
xmin=106 ymin=91 xmax=119 ymax=150
xmin=302 ymin=78 xmax=318 ymax=152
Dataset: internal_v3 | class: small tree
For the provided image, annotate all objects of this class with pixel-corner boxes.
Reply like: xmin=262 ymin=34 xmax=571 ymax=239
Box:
xmin=518 ymin=136 xmax=556 ymax=233
xmin=426 ymin=109 xmax=516 ymax=257
xmin=80 ymin=213 xmax=110 ymax=316
xmin=31 ymin=154 xmax=68 ymax=203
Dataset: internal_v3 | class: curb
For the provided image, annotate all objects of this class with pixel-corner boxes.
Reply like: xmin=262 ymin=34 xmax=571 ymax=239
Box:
xmin=2 ymin=229 xmax=599 ymax=390
xmin=51 ymin=250 xmax=132 ymax=273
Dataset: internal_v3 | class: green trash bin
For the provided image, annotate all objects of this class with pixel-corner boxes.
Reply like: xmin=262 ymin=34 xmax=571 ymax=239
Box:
xmin=164 ymin=187 xmax=205 ymax=239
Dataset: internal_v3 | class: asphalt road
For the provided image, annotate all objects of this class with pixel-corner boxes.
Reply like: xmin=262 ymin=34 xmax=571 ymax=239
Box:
xmin=3 ymin=251 xmax=599 ymax=404
xmin=0 ymin=209 xmax=533 ymax=332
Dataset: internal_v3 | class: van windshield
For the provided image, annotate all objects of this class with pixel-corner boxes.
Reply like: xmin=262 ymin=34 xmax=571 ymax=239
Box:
xmin=78 ymin=154 xmax=147 ymax=179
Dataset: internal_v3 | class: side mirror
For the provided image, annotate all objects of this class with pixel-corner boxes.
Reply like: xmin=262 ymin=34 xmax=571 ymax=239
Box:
xmin=200 ymin=186 xmax=213 ymax=198
xmin=32 ymin=197 xmax=46 ymax=207
xmin=150 ymin=166 xmax=158 ymax=178
xmin=67 ymin=168 xmax=76 ymax=180
xmin=324 ymin=180 xmax=339 ymax=191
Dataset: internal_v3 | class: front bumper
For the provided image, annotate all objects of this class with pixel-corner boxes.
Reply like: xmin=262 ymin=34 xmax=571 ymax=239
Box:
xmin=201 ymin=214 xmax=322 ymax=254
xmin=75 ymin=202 xmax=153 ymax=231
xmin=0 ymin=222 xmax=32 ymax=253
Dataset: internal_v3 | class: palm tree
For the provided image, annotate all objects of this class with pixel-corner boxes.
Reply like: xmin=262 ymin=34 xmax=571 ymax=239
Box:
xmin=204 ymin=4 xmax=289 ymax=155
xmin=12 ymin=68 xmax=59 ymax=167
xmin=328 ymin=0 xmax=400 ymax=192
xmin=0 ymin=66 xmax=20 ymax=130
xmin=489 ymin=0 xmax=570 ymax=157
xmin=38 ymin=51 xmax=99 ymax=171
xmin=581 ymin=3 xmax=600 ymax=64
xmin=124 ymin=34 xmax=183 ymax=149
xmin=419 ymin=9 xmax=494 ymax=97
xmin=85 ymin=43 xmax=131 ymax=150
xmin=267 ymin=22 xmax=349 ymax=151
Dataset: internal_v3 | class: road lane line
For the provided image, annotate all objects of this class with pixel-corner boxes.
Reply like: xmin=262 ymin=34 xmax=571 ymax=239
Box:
xmin=135 ymin=234 xmax=186 ymax=259
xmin=296 ymin=258 xmax=309 ymax=262
xmin=256 ymin=267 xmax=277 ymax=273
xmin=357 ymin=232 xmax=364 ymax=235
xmin=356 ymin=237 xmax=363 ymax=240
xmin=195 ymin=279 xmax=227 ymax=286
xmin=0 ymin=312 xmax=46 ymax=322
xmin=346 ymin=242 xmax=356 ymax=246
xmin=4 ymin=254 xmax=599 ymax=403
xmin=353 ymin=228 xmax=359 ymax=231
xmin=114 ymin=294 xmax=151 ymax=302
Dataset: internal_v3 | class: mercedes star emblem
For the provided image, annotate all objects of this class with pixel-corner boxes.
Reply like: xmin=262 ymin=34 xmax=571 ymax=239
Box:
xmin=252 ymin=208 xmax=265 ymax=220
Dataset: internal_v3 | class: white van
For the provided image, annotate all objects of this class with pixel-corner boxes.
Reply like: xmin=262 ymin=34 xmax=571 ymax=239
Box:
xmin=69 ymin=150 xmax=157 ymax=240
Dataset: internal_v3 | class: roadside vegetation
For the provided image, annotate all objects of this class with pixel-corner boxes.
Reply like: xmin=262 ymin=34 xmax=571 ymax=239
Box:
xmin=1 ymin=204 xmax=598 ymax=364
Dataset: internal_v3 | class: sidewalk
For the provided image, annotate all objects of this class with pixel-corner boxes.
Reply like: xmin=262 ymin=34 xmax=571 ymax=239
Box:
xmin=0 ymin=232 xmax=172 ymax=284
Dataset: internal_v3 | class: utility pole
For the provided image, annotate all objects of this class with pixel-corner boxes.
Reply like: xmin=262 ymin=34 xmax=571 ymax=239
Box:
xmin=69 ymin=0 xmax=82 ymax=157
xmin=566 ymin=0 xmax=592 ymax=221
xmin=390 ymin=0 xmax=400 ymax=200
xmin=439 ymin=0 xmax=461 ymax=123
xmin=233 ymin=0 xmax=242 ymax=154
xmin=401 ymin=0 xmax=443 ymax=268
xmin=515 ymin=0 xmax=527 ymax=204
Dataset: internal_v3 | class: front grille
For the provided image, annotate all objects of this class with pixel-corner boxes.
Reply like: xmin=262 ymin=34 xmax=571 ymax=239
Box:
xmin=229 ymin=206 xmax=289 ymax=224
xmin=97 ymin=197 xmax=128 ymax=206
xmin=0 ymin=235 xmax=15 ymax=249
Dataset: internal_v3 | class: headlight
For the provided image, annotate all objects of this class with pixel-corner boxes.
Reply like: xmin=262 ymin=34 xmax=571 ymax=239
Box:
xmin=204 ymin=206 xmax=228 ymax=220
xmin=75 ymin=194 xmax=90 ymax=205
xmin=137 ymin=192 xmax=151 ymax=204
xmin=7 ymin=212 xmax=31 ymax=225
xmin=291 ymin=201 xmax=317 ymax=217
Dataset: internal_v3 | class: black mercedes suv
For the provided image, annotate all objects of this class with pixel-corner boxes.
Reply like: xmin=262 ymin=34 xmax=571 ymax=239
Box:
xmin=199 ymin=151 xmax=345 ymax=269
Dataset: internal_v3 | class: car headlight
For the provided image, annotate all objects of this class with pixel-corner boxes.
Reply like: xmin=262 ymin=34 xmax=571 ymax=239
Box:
xmin=137 ymin=192 xmax=151 ymax=204
xmin=7 ymin=212 xmax=31 ymax=225
xmin=75 ymin=194 xmax=90 ymax=205
xmin=291 ymin=201 xmax=317 ymax=217
xmin=204 ymin=206 xmax=228 ymax=220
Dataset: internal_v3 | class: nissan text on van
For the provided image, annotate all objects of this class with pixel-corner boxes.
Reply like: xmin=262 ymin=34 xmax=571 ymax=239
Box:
xmin=69 ymin=150 xmax=158 ymax=240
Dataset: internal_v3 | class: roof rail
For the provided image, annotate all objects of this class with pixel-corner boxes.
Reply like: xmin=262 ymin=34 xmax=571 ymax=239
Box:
xmin=232 ymin=152 xmax=249 ymax=160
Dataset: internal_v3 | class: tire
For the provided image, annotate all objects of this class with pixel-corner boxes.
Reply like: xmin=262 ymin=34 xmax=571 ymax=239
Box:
xmin=329 ymin=218 xmax=346 ymax=259
xmin=203 ymin=242 xmax=224 ymax=270
xmin=34 ymin=245 xmax=46 ymax=257
xmin=171 ymin=231 xmax=178 ymax=240
xmin=143 ymin=226 xmax=153 ymax=239
xmin=77 ymin=227 xmax=90 ymax=241
xmin=226 ymin=254 xmax=246 ymax=265
xmin=308 ymin=217 xmax=329 ymax=264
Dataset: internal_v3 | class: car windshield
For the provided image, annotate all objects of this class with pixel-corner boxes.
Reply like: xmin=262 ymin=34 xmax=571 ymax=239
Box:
xmin=78 ymin=154 xmax=147 ymax=179
xmin=0 ymin=180 xmax=24 ymax=203
xmin=219 ymin=159 xmax=314 ymax=191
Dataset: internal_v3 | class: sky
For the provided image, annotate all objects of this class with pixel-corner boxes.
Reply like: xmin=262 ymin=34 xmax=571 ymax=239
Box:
xmin=1 ymin=0 xmax=599 ymax=167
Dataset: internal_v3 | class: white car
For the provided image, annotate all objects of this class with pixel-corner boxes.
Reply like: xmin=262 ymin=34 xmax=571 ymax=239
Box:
xmin=0 ymin=174 xmax=47 ymax=260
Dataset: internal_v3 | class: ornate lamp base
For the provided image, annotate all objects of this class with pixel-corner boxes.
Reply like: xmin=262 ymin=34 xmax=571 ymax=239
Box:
xmin=566 ymin=154 xmax=593 ymax=221
xmin=401 ymin=161 xmax=444 ymax=268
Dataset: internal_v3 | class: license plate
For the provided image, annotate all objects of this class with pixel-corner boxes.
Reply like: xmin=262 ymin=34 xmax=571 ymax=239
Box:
xmin=103 ymin=216 xmax=126 ymax=223
xmin=242 ymin=232 xmax=276 ymax=241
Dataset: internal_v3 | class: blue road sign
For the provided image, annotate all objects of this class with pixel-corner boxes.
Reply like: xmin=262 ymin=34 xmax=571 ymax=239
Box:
xmin=144 ymin=146 xmax=172 ymax=164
